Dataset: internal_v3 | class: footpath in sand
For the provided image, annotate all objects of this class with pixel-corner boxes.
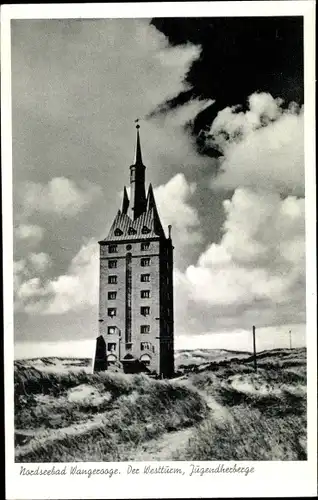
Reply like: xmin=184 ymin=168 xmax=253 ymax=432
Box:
xmin=129 ymin=392 xmax=230 ymax=461
xmin=16 ymin=380 xmax=230 ymax=462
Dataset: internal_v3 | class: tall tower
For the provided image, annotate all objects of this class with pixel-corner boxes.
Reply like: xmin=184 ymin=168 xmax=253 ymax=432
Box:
xmin=94 ymin=124 xmax=174 ymax=378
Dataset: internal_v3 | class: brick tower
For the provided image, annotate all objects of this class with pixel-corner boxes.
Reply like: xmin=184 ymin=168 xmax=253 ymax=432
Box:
xmin=94 ymin=124 xmax=174 ymax=378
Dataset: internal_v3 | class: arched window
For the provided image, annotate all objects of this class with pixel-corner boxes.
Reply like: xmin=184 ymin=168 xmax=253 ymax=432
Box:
xmin=114 ymin=228 xmax=123 ymax=236
xmin=142 ymin=226 xmax=150 ymax=234
xmin=128 ymin=227 xmax=136 ymax=235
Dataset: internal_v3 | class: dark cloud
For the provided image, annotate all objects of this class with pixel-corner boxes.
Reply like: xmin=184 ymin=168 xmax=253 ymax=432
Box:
xmin=151 ymin=17 xmax=304 ymax=138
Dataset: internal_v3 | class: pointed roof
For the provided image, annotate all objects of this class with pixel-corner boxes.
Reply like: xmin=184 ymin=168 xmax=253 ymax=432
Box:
xmin=146 ymin=183 xmax=164 ymax=236
xmin=146 ymin=183 xmax=156 ymax=211
xmin=121 ymin=186 xmax=129 ymax=214
xmin=101 ymin=203 xmax=165 ymax=242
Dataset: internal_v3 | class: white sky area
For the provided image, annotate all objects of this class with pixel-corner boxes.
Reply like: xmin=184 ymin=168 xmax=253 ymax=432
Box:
xmin=11 ymin=19 xmax=307 ymax=359
xmin=15 ymin=324 xmax=306 ymax=360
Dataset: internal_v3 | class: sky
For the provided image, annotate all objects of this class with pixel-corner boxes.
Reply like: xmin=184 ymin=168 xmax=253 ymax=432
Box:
xmin=11 ymin=17 xmax=306 ymax=357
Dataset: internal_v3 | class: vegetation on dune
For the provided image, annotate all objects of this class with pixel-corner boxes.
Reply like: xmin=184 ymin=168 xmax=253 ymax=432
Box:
xmin=15 ymin=369 xmax=208 ymax=462
xmin=174 ymin=348 xmax=307 ymax=461
xmin=14 ymin=347 xmax=307 ymax=462
xmin=173 ymin=405 xmax=306 ymax=461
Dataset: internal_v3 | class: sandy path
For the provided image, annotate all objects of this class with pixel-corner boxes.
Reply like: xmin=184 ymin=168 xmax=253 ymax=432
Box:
xmin=129 ymin=391 xmax=230 ymax=461
xmin=129 ymin=427 xmax=194 ymax=461
xmin=16 ymin=383 xmax=230 ymax=462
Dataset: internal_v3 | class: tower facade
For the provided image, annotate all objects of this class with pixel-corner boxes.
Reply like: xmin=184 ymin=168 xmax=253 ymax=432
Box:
xmin=95 ymin=125 xmax=174 ymax=378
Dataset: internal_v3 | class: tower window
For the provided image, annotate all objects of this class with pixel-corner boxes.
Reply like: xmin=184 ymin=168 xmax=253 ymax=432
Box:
xmin=107 ymin=326 xmax=116 ymax=335
xmin=141 ymin=258 xmax=151 ymax=267
xmin=108 ymin=308 xmax=117 ymax=317
xmin=128 ymin=227 xmax=136 ymax=235
xmin=140 ymin=325 xmax=150 ymax=334
xmin=108 ymin=244 xmax=118 ymax=253
xmin=108 ymin=260 xmax=117 ymax=269
xmin=141 ymin=306 xmax=150 ymax=316
xmin=142 ymin=226 xmax=150 ymax=234
xmin=141 ymin=242 xmax=150 ymax=251
xmin=141 ymin=290 xmax=150 ymax=299
xmin=141 ymin=342 xmax=151 ymax=351
xmin=141 ymin=274 xmax=150 ymax=282
xmin=108 ymin=275 xmax=117 ymax=284
xmin=108 ymin=291 xmax=117 ymax=300
xmin=107 ymin=342 xmax=116 ymax=352
xmin=114 ymin=228 xmax=123 ymax=236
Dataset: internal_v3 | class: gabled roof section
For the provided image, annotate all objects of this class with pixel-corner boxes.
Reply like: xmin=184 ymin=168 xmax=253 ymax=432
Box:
xmin=101 ymin=200 xmax=165 ymax=243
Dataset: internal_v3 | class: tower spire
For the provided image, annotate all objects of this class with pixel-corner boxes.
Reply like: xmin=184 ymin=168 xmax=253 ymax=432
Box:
xmin=130 ymin=120 xmax=146 ymax=219
xmin=134 ymin=120 xmax=143 ymax=165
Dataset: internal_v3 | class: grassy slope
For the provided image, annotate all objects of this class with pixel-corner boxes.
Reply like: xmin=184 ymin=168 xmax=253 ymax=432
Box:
xmin=14 ymin=347 xmax=307 ymax=462
xmin=174 ymin=347 xmax=307 ymax=461
xmin=14 ymin=368 xmax=208 ymax=462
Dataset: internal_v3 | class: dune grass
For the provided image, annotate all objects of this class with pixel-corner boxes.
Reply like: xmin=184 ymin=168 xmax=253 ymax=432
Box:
xmin=15 ymin=347 xmax=307 ymax=462
xmin=174 ymin=348 xmax=307 ymax=461
xmin=173 ymin=404 xmax=306 ymax=461
xmin=15 ymin=368 xmax=209 ymax=462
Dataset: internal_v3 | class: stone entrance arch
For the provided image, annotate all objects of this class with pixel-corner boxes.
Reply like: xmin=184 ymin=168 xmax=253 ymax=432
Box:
xmin=107 ymin=354 xmax=117 ymax=364
xmin=140 ymin=353 xmax=151 ymax=367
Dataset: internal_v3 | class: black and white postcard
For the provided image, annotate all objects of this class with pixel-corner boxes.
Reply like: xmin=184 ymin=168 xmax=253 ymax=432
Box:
xmin=2 ymin=2 xmax=317 ymax=498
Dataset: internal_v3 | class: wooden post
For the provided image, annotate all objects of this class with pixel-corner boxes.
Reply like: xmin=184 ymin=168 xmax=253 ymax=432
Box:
xmin=118 ymin=328 xmax=122 ymax=364
xmin=289 ymin=330 xmax=292 ymax=349
xmin=252 ymin=325 xmax=257 ymax=372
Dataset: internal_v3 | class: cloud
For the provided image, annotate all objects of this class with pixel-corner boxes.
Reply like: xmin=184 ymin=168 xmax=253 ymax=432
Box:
xmin=15 ymin=168 xmax=204 ymax=314
xmin=14 ymin=240 xmax=99 ymax=315
xmin=174 ymin=187 xmax=305 ymax=334
xmin=208 ymin=93 xmax=304 ymax=195
xmin=15 ymin=172 xmax=202 ymax=316
xmin=14 ymin=188 xmax=306 ymax=341
xmin=14 ymin=224 xmax=44 ymax=246
xmin=154 ymin=173 xmax=202 ymax=244
xmin=13 ymin=19 xmax=211 ymax=293
xmin=14 ymin=252 xmax=53 ymax=311
xmin=46 ymin=240 xmax=98 ymax=314
xmin=28 ymin=252 xmax=52 ymax=273
xmin=12 ymin=19 xmax=210 ymax=189
xmin=19 ymin=177 xmax=102 ymax=217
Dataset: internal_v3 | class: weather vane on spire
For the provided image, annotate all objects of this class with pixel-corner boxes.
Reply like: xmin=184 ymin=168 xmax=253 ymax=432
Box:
xmin=135 ymin=118 xmax=140 ymax=129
